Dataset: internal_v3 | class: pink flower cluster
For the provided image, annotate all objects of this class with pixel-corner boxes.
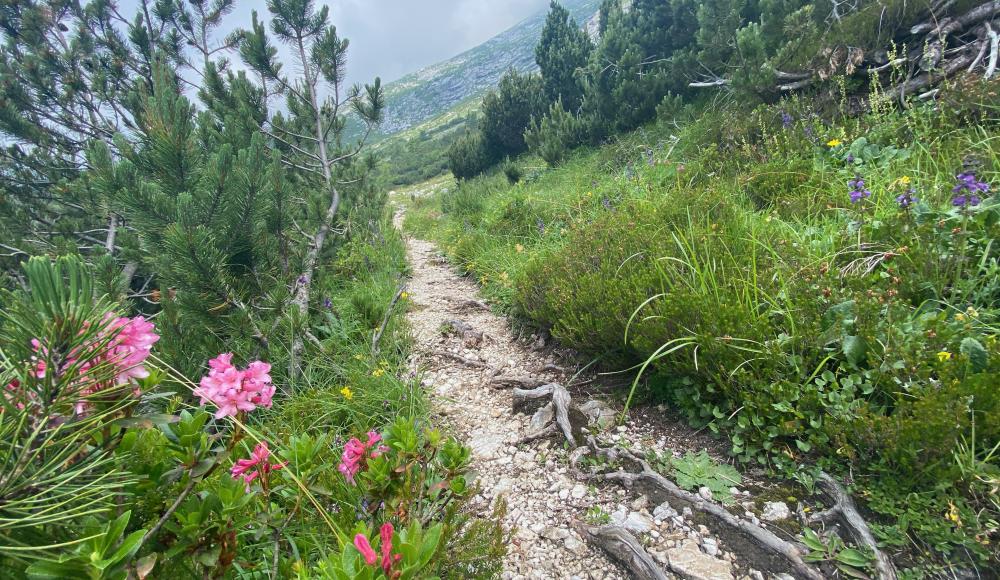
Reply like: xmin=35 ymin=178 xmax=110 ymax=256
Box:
xmin=353 ymin=523 xmax=402 ymax=576
xmin=5 ymin=315 xmax=158 ymax=415
xmin=193 ymin=353 xmax=274 ymax=419
xmin=338 ymin=431 xmax=387 ymax=485
xmin=231 ymin=441 xmax=285 ymax=491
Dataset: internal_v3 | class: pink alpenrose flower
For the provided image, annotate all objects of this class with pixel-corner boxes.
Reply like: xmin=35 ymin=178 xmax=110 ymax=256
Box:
xmin=194 ymin=353 xmax=275 ymax=419
xmin=337 ymin=431 xmax=388 ymax=485
xmin=353 ymin=533 xmax=378 ymax=566
xmin=230 ymin=441 xmax=285 ymax=491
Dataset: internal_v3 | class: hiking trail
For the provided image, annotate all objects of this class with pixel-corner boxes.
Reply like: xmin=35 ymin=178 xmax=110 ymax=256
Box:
xmin=393 ymin=204 xmax=838 ymax=580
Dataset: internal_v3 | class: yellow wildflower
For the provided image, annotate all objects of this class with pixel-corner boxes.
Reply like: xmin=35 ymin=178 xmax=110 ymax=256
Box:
xmin=966 ymin=306 xmax=979 ymax=318
xmin=340 ymin=386 xmax=353 ymax=400
xmin=515 ymin=243 xmax=525 ymax=253
xmin=937 ymin=351 xmax=952 ymax=362
xmin=372 ymin=368 xmax=385 ymax=378
xmin=400 ymin=291 xmax=409 ymax=300
xmin=354 ymin=354 xmax=364 ymax=360
xmin=899 ymin=175 xmax=911 ymax=185
xmin=955 ymin=313 xmax=966 ymax=322
xmin=947 ymin=502 xmax=962 ymax=526
xmin=827 ymin=139 xmax=843 ymax=147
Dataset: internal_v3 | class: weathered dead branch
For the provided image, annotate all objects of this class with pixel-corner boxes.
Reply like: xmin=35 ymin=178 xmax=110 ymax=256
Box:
xmin=491 ymin=374 xmax=547 ymax=389
xmin=512 ymin=383 xmax=586 ymax=447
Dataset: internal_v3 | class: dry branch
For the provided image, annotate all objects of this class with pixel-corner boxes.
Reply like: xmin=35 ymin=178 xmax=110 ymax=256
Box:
xmin=372 ymin=283 xmax=406 ymax=354
xmin=491 ymin=374 xmax=547 ymax=389
xmin=512 ymin=384 xmax=587 ymax=447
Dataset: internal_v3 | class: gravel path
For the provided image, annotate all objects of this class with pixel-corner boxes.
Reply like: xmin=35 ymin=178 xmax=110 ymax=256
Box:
xmin=401 ymin=227 xmax=628 ymax=579
xmin=396 ymin=208 xmax=784 ymax=580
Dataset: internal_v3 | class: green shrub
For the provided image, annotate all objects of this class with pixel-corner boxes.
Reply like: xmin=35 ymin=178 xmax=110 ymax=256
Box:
xmin=525 ymin=98 xmax=591 ymax=166
xmin=447 ymin=131 xmax=493 ymax=180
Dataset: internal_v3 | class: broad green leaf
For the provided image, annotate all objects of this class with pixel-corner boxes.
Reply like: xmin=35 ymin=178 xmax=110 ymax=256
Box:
xmin=960 ymin=337 xmax=988 ymax=372
xmin=842 ymin=335 xmax=867 ymax=365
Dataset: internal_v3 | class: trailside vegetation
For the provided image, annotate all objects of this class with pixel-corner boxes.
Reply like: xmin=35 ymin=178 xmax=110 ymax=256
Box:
xmin=406 ymin=75 xmax=1000 ymax=575
xmin=0 ymin=0 xmax=506 ymax=577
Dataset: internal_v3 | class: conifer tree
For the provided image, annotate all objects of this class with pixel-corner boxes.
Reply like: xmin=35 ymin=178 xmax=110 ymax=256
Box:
xmin=535 ymin=1 xmax=592 ymax=112
xmin=86 ymin=66 xmax=289 ymax=374
xmin=239 ymin=0 xmax=384 ymax=373
xmin=0 ymin=0 xmax=145 ymax=271
xmin=480 ymin=68 xmax=546 ymax=158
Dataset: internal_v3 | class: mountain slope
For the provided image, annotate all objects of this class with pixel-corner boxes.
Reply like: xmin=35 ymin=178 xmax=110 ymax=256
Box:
xmin=362 ymin=0 xmax=600 ymax=142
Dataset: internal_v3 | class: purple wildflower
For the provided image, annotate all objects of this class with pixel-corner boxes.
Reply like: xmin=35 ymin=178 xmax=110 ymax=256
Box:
xmin=848 ymin=176 xmax=871 ymax=204
xmin=952 ymin=172 xmax=990 ymax=194
xmin=951 ymin=171 xmax=989 ymax=208
xmin=645 ymin=148 xmax=655 ymax=167
xmin=322 ymin=297 xmax=333 ymax=309
xmin=298 ymin=275 xmax=308 ymax=284
xmin=846 ymin=154 xmax=855 ymax=164
xmin=536 ymin=218 xmax=545 ymax=235
xmin=780 ymin=111 xmax=793 ymax=128
xmin=602 ymin=196 xmax=613 ymax=211
xmin=895 ymin=189 xmax=917 ymax=209
xmin=952 ymin=194 xmax=981 ymax=208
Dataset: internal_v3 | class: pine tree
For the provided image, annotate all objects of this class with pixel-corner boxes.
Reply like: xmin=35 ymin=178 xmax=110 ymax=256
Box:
xmin=0 ymin=0 xmax=231 ymax=281
xmin=238 ymin=0 xmax=384 ymax=374
xmin=480 ymin=68 xmax=546 ymax=159
xmin=86 ymin=66 xmax=289 ymax=375
xmin=535 ymin=1 xmax=592 ymax=112
xmin=0 ymin=0 xmax=145 ymax=273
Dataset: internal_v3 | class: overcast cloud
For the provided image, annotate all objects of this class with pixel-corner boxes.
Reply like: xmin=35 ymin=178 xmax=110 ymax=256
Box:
xmin=125 ymin=0 xmax=550 ymax=86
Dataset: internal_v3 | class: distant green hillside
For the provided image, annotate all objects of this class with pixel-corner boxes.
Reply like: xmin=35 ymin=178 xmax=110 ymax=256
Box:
xmin=355 ymin=0 xmax=599 ymax=145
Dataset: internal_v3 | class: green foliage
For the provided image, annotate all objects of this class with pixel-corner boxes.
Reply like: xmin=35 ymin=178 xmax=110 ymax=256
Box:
xmin=88 ymin=66 xmax=290 ymax=377
xmin=447 ymin=131 xmax=493 ymax=181
xmin=535 ymin=1 xmax=593 ymax=112
xmin=525 ymin=98 xmax=591 ymax=166
xmin=651 ymin=450 xmax=743 ymax=502
xmin=408 ymin=93 xmax=1000 ymax=568
xmin=801 ymin=527 xmax=875 ymax=578
xmin=480 ymin=68 xmax=547 ymax=159
xmin=0 ymin=257 xmax=140 ymax=568
xmin=24 ymin=511 xmax=146 ymax=580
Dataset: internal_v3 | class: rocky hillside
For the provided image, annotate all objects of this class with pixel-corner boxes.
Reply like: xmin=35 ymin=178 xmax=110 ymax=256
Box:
xmin=352 ymin=0 xmax=600 ymax=142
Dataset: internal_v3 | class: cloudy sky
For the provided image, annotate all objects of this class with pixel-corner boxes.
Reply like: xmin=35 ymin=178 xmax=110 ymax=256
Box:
xmin=127 ymin=0 xmax=551 ymax=86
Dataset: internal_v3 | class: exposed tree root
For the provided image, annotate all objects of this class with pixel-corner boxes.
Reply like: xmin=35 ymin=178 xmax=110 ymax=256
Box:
xmin=579 ymin=439 xmax=824 ymax=580
xmin=575 ymin=524 xmax=670 ymax=580
xmin=512 ymin=384 xmax=587 ymax=447
xmin=811 ymin=472 xmax=898 ymax=580
xmin=509 ymin=382 xmax=901 ymax=578
xmin=442 ymin=318 xmax=484 ymax=348
xmin=535 ymin=363 xmax=567 ymax=374
xmin=491 ymin=374 xmax=547 ymax=389
xmin=445 ymin=296 xmax=490 ymax=312
xmin=431 ymin=350 xmax=490 ymax=369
